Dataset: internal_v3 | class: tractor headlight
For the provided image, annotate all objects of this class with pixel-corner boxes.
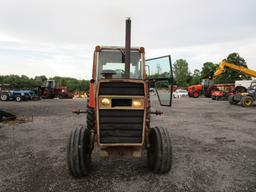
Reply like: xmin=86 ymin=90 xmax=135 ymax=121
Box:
xmin=101 ymin=98 xmax=110 ymax=106
xmin=132 ymin=99 xmax=143 ymax=108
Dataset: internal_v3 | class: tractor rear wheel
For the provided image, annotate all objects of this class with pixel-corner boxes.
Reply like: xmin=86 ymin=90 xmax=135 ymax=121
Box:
xmin=67 ymin=126 xmax=92 ymax=177
xmin=147 ymin=127 xmax=172 ymax=173
xmin=146 ymin=95 xmax=151 ymax=128
xmin=86 ymin=97 xmax=95 ymax=130
xmin=228 ymin=95 xmax=239 ymax=105
xmin=0 ymin=93 xmax=9 ymax=101
xmin=241 ymin=96 xmax=254 ymax=107
xmin=87 ymin=108 xmax=95 ymax=130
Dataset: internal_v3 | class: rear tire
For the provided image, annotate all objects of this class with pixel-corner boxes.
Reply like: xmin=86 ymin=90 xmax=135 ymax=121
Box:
xmin=87 ymin=108 xmax=95 ymax=130
xmin=228 ymin=95 xmax=239 ymax=105
xmin=67 ymin=126 xmax=92 ymax=177
xmin=147 ymin=127 xmax=172 ymax=173
xmin=241 ymin=96 xmax=254 ymax=107
xmin=0 ymin=93 xmax=9 ymax=101
xmin=146 ymin=95 xmax=151 ymax=128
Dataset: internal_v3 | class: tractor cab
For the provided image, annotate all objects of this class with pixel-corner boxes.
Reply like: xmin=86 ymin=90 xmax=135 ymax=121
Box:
xmin=247 ymin=80 xmax=256 ymax=98
xmin=248 ymin=80 xmax=256 ymax=90
xmin=96 ymin=47 xmax=143 ymax=80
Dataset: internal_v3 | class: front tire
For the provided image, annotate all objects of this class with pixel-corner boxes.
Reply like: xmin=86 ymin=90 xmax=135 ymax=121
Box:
xmin=15 ymin=96 xmax=22 ymax=102
xmin=67 ymin=126 xmax=92 ymax=177
xmin=241 ymin=96 xmax=254 ymax=107
xmin=147 ymin=127 xmax=172 ymax=173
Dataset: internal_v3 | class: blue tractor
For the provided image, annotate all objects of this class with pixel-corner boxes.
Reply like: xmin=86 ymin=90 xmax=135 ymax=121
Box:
xmin=0 ymin=90 xmax=38 ymax=102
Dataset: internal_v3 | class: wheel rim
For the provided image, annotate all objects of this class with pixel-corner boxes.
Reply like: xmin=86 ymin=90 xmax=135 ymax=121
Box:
xmin=244 ymin=99 xmax=252 ymax=106
xmin=16 ymin=97 xmax=21 ymax=101
xmin=1 ymin=95 xmax=7 ymax=100
xmin=194 ymin=92 xmax=199 ymax=97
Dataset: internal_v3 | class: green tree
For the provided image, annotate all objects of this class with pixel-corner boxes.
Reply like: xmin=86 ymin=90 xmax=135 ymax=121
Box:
xmin=0 ymin=75 xmax=90 ymax=92
xmin=214 ymin=52 xmax=251 ymax=83
xmin=173 ymin=59 xmax=190 ymax=87
xmin=35 ymin=75 xmax=47 ymax=82
xmin=201 ymin=62 xmax=218 ymax=79
xmin=190 ymin=69 xmax=201 ymax=85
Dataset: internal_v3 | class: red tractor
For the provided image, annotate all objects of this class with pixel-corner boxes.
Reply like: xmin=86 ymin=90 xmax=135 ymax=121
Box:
xmin=40 ymin=80 xmax=73 ymax=99
xmin=188 ymin=79 xmax=217 ymax=98
xmin=67 ymin=19 xmax=174 ymax=176
xmin=211 ymin=84 xmax=235 ymax=101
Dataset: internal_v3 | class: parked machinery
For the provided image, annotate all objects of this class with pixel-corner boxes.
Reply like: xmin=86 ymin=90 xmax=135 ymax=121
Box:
xmin=66 ymin=19 xmax=174 ymax=177
xmin=211 ymin=84 xmax=235 ymax=101
xmin=40 ymin=80 xmax=73 ymax=99
xmin=189 ymin=59 xmax=256 ymax=100
xmin=187 ymin=79 xmax=216 ymax=98
xmin=228 ymin=80 xmax=256 ymax=107
xmin=212 ymin=59 xmax=256 ymax=107
xmin=0 ymin=89 xmax=38 ymax=102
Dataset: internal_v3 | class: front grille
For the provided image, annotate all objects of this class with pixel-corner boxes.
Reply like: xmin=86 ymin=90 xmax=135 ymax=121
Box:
xmin=112 ymin=98 xmax=132 ymax=107
xmin=99 ymin=110 xmax=144 ymax=144
xmin=99 ymin=82 xmax=144 ymax=96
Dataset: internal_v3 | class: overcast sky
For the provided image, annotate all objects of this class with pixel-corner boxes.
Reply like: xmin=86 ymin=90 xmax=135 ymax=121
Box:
xmin=0 ymin=0 xmax=256 ymax=79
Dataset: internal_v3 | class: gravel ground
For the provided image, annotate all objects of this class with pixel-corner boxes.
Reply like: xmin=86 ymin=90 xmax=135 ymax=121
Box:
xmin=0 ymin=97 xmax=255 ymax=192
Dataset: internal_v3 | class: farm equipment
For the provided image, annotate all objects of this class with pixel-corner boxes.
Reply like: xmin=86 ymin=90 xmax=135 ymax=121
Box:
xmin=0 ymin=89 xmax=38 ymax=102
xmin=228 ymin=80 xmax=256 ymax=107
xmin=66 ymin=18 xmax=173 ymax=177
xmin=212 ymin=59 xmax=256 ymax=107
xmin=189 ymin=59 xmax=256 ymax=99
xmin=0 ymin=110 xmax=16 ymax=122
xmin=213 ymin=59 xmax=256 ymax=93
xmin=211 ymin=84 xmax=235 ymax=101
xmin=40 ymin=80 xmax=73 ymax=99
xmin=187 ymin=79 xmax=216 ymax=98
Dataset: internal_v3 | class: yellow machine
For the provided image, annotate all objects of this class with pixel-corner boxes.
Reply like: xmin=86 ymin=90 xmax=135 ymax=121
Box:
xmin=213 ymin=59 xmax=256 ymax=78
xmin=213 ymin=59 xmax=256 ymax=107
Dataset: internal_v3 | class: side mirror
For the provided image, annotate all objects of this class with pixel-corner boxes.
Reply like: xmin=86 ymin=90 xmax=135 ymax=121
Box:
xmin=146 ymin=55 xmax=173 ymax=107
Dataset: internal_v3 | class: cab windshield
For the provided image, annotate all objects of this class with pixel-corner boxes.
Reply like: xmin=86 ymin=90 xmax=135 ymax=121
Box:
xmin=97 ymin=49 xmax=142 ymax=79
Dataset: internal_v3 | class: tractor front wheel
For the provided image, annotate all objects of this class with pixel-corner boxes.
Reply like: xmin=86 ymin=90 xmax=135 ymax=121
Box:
xmin=147 ymin=127 xmax=172 ymax=173
xmin=241 ymin=96 xmax=254 ymax=107
xmin=192 ymin=91 xmax=199 ymax=98
xmin=15 ymin=96 xmax=22 ymax=102
xmin=67 ymin=126 xmax=93 ymax=177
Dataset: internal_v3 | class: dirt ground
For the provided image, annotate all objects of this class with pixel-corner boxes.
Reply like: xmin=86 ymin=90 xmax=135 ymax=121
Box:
xmin=0 ymin=97 xmax=255 ymax=192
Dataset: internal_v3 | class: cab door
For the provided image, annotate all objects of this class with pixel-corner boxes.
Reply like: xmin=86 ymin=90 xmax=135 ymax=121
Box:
xmin=146 ymin=55 xmax=173 ymax=106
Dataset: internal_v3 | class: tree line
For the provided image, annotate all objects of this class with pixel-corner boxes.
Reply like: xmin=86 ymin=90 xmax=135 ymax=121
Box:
xmin=173 ymin=52 xmax=252 ymax=87
xmin=0 ymin=75 xmax=90 ymax=92
xmin=0 ymin=52 xmax=252 ymax=91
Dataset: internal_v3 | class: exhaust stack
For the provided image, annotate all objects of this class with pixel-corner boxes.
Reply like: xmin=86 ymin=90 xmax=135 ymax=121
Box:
xmin=125 ymin=18 xmax=131 ymax=79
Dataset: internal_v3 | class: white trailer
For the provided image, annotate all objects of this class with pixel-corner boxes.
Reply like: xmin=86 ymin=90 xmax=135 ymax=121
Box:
xmin=235 ymin=80 xmax=255 ymax=90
